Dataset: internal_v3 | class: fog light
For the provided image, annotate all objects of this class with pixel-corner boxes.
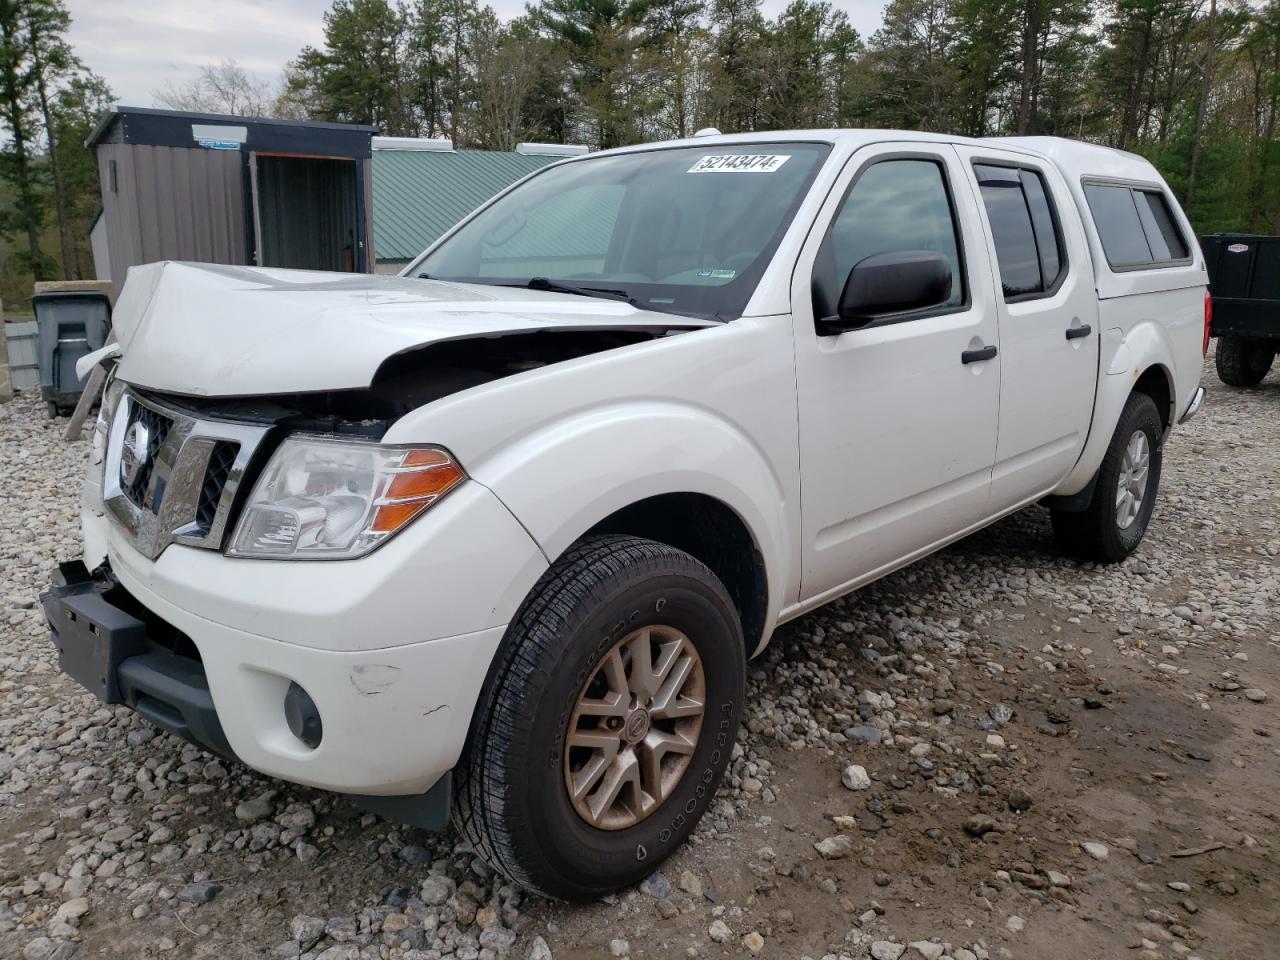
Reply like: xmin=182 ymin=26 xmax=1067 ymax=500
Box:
xmin=284 ymin=682 xmax=323 ymax=749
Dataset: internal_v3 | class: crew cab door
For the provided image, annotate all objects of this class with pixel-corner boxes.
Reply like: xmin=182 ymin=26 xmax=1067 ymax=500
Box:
xmin=954 ymin=147 xmax=1100 ymax=502
xmin=792 ymin=144 xmax=1002 ymax=604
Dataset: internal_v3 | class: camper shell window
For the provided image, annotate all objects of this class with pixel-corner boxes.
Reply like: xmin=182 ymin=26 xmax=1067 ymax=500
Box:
xmin=1083 ymin=181 xmax=1192 ymax=271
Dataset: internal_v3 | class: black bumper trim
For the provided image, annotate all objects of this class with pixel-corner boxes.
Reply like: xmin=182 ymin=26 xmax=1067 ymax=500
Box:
xmin=117 ymin=654 xmax=235 ymax=759
xmin=41 ymin=574 xmax=235 ymax=761
xmin=348 ymin=771 xmax=453 ymax=832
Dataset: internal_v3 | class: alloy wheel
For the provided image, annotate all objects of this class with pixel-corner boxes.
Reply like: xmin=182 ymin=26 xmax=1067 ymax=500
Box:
xmin=563 ymin=625 xmax=706 ymax=830
xmin=1115 ymin=429 xmax=1151 ymax=530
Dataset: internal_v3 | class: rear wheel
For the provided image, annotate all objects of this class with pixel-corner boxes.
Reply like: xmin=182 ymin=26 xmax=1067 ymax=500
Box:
xmin=453 ymin=535 xmax=745 ymax=900
xmin=1051 ymin=391 xmax=1163 ymax=563
xmin=1215 ymin=335 xmax=1275 ymax=387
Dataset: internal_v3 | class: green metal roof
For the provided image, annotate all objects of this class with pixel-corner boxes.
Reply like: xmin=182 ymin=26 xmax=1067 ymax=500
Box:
xmin=372 ymin=149 xmax=559 ymax=262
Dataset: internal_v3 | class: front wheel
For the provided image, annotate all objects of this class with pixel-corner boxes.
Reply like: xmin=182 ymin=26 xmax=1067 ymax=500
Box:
xmin=1051 ymin=391 xmax=1163 ymax=563
xmin=453 ymin=535 xmax=746 ymax=900
xmin=1215 ymin=335 xmax=1275 ymax=387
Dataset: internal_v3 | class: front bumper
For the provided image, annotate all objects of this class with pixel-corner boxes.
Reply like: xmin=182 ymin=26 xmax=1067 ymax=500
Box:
xmin=41 ymin=563 xmax=479 ymax=827
xmin=56 ymin=475 xmax=548 ymax=805
xmin=73 ymin=475 xmax=546 ymax=788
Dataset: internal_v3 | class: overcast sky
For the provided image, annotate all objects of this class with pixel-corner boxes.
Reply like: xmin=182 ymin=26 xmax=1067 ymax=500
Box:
xmin=66 ymin=0 xmax=889 ymax=108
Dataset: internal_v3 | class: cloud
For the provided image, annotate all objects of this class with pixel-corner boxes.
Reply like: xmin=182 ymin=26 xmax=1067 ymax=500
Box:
xmin=67 ymin=0 xmax=887 ymax=108
xmin=66 ymin=0 xmax=329 ymax=105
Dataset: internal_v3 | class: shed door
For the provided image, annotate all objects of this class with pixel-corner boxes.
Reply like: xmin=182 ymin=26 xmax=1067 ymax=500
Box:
xmin=250 ymin=152 xmax=363 ymax=272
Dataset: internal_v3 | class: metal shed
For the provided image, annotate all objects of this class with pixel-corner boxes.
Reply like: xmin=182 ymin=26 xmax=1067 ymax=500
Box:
xmin=86 ymin=107 xmax=378 ymax=290
xmin=371 ymin=139 xmax=587 ymax=273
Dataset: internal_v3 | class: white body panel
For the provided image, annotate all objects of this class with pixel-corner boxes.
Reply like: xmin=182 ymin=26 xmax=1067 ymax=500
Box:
xmin=953 ymin=143 xmax=1102 ymax=503
xmin=111 ymin=261 xmax=710 ymax=397
xmin=788 ymin=141 xmax=1002 ymax=600
xmin=74 ymin=129 xmax=1207 ymax=798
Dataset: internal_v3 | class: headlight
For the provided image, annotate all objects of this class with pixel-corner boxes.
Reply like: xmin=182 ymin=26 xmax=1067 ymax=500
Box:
xmin=227 ymin=436 xmax=465 ymax=560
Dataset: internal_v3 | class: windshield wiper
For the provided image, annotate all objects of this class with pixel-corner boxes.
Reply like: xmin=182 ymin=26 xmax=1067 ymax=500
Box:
xmin=527 ymin=276 xmax=637 ymax=306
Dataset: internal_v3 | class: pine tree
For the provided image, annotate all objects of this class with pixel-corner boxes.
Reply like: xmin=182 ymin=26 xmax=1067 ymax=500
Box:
xmin=287 ymin=0 xmax=411 ymax=133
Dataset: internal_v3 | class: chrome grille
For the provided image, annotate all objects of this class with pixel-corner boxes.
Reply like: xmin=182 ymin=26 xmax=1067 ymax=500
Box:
xmin=121 ymin=403 xmax=173 ymax=509
xmin=102 ymin=389 xmax=271 ymax=560
xmin=195 ymin=441 xmax=239 ymax=533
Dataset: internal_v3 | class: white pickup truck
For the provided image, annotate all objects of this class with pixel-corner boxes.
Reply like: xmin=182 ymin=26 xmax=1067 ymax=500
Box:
xmin=45 ymin=130 xmax=1207 ymax=900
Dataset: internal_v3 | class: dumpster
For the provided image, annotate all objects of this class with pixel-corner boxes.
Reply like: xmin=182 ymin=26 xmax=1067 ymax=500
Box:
xmin=34 ymin=291 xmax=111 ymax=417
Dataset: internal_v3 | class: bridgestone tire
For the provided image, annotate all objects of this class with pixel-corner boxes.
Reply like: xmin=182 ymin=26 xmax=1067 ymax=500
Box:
xmin=453 ymin=535 xmax=746 ymax=900
xmin=1215 ymin=335 xmax=1275 ymax=387
xmin=1051 ymin=391 xmax=1163 ymax=563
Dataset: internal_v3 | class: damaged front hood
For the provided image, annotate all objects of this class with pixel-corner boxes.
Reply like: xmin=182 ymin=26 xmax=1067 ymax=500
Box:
xmin=112 ymin=262 xmax=713 ymax=397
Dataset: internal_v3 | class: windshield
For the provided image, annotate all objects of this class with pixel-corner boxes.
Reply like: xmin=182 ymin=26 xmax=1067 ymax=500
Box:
xmin=414 ymin=142 xmax=830 ymax=320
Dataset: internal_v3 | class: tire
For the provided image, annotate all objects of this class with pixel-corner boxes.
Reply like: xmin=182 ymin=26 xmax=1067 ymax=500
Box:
xmin=453 ymin=534 xmax=746 ymax=900
xmin=1215 ymin=335 xmax=1275 ymax=387
xmin=1051 ymin=391 xmax=1163 ymax=563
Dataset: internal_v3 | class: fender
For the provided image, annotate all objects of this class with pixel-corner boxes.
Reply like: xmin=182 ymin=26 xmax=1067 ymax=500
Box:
xmin=1054 ymin=318 xmax=1176 ymax=496
xmin=470 ymin=402 xmax=788 ymax=631
xmin=382 ymin=315 xmax=801 ymax=639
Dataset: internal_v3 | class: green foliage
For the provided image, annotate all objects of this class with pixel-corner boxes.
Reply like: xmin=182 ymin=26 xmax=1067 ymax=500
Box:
xmin=286 ymin=0 xmax=410 ymax=132
xmin=0 ymin=0 xmax=110 ymax=299
xmin=275 ymin=0 xmax=1278 ymax=236
xmin=6 ymin=0 xmax=1278 ymax=306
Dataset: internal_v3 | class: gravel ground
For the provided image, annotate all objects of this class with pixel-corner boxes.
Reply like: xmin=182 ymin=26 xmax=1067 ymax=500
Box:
xmin=2 ymin=354 xmax=1277 ymax=960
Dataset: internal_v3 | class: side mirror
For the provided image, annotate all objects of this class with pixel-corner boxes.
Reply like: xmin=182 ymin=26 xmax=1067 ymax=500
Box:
xmin=822 ymin=250 xmax=953 ymax=333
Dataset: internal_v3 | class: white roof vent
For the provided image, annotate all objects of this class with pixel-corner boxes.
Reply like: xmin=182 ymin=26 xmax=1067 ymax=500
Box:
xmin=516 ymin=142 xmax=589 ymax=157
xmin=693 ymin=127 xmax=722 ymax=138
xmin=372 ymin=136 xmax=454 ymax=152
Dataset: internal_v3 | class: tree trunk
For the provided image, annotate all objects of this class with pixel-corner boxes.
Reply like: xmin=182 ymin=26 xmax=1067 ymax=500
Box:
xmin=1120 ymin=17 xmax=1154 ymax=148
xmin=449 ymin=2 xmax=462 ymax=144
xmin=1186 ymin=0 xmax=1217 ymax=208
xmin=0 ymin=24 xmax=45 ymax=279
xmin=1017 ymin=0 xmax=1042 ymax=135
xmin=28 ymin=24 xmax=75 ymax=279
xmin=1250 ymin=77 xmax=1277 ymax=228
xmin=673 ymin=26 xmax=687 ymax=139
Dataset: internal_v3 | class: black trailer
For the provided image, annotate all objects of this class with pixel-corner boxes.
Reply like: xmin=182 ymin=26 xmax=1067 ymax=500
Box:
xmin=1200 ymin=233 xmax=1279 ymax=387
xmin=86 ymin=107 xmax=378 ymax=292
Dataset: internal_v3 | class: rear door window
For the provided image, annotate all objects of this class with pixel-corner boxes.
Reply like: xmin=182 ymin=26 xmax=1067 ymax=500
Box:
xmin=1084 ymin=183 xmax=1190 ymax=269
xmin=974 ymin=163 xmax=1065 ymax=299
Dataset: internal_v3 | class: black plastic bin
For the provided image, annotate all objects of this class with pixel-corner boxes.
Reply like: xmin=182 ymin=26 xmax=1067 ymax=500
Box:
xmin=33 ymin=291 xmax=111 ymax=417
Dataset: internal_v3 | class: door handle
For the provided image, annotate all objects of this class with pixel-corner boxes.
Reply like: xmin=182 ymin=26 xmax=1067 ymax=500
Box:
xmin=1065 ymin=324 xmax=1093 ymax=340
xmin=961 ymin=345 xmax=998 ymax=364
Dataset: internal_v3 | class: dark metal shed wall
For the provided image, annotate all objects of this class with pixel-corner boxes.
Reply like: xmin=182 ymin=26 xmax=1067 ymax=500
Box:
xmin=96 ymin=142 xmax=245 ymax=290
xmin=255 ymin=156 xmax=358 ymax=271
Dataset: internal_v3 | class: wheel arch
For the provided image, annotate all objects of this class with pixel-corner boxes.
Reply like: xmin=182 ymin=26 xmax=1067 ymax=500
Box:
xmin=1048 ymin=361 xmax=1174 ymax=510
xmin=582 ymin=492 xmax=770 ymax=657
xmin=1132 ymin=363 xmax=1174 ymax=436
xmin=466 ymin=402 xmax=793 ymax=655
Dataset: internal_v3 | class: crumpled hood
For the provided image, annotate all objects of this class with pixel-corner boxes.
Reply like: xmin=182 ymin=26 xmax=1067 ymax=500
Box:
xmin=112 ymin=262 xmax=712 ymax=397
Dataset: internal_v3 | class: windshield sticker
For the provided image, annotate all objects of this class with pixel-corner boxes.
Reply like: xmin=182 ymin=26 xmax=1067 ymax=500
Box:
xmin=697 ymin=268 xmax=737 ymax=279
xmin=688 ymin=154 xmax=791 ymax=174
